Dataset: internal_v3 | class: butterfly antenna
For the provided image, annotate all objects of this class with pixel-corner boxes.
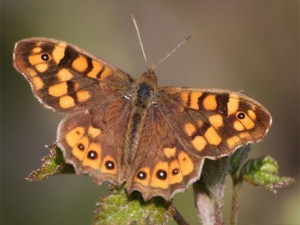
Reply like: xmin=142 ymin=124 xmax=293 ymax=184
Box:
xmin=158 ymin=34 xmax=194 ymax=65
xmin=131 ymin=14 xmax=149 ymax=68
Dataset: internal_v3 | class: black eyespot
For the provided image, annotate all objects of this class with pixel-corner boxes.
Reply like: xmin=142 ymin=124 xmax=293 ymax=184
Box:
xmin=137 ymin=171 xmax=147 ymax=180
xmin=172 ymin=168 xmax=179 ymax=175
xmin=87 ymin=150 xmax=97 ymax=160
xmin=77 ymin=143 xmax=85 ymax=151
xmin=237 ymin=112 xmax=245 ymax=119
xmin=105 ymin=160 xmax=115 ymax=170
xmin=156 ymin=170 xmax=167 ymax=180
xmin=41 ymin=53 xmax=50 ymax=61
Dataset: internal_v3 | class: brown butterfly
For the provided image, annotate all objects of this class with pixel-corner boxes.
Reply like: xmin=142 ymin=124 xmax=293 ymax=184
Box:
xmin=13 ymin=37 xmax=271 ymax=201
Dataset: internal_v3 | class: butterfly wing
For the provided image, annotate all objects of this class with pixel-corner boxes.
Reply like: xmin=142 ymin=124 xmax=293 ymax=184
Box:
xmin=126 ymin=87 xmax=271 ymax=200
xmin=159 ymin=87 xmax=272 ymax=157
xmin=57 ymin=97 xmax=132 ymax=185
xmin=13 ymin=38 xmax=134 ymax=112
xmin=13 ymin=38 xmax=134 ymax=185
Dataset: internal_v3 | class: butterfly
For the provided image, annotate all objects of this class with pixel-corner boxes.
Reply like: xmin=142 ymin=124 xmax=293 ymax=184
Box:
xmin=13 ymin=37 xmax=272 ymax=201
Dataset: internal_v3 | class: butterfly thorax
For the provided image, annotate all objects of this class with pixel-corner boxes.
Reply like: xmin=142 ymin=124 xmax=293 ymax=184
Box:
xmin=122 ymin=69 xmax=159 ymax=171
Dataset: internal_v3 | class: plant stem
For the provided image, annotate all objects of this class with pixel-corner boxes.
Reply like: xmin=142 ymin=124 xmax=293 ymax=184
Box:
xmin=172 ymin=203 xmax=190 ymax=225
xmin=230 ymin=180 xmax=242 ymax=225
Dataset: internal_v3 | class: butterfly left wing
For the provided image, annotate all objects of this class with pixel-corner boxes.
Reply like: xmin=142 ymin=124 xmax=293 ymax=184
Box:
xmin=126 ymin=87 xmax=272 ymax=201
xmin=13 ymin=38 xmax=134 ymax=113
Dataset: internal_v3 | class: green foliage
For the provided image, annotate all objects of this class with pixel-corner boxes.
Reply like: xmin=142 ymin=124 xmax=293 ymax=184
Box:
xmin=26 ymin=144 xmax=295 ymax=225
xmin=26 ymin=144 xmax=74 ymax=181
xmin=93 ymin=185 xmax=173 ymax=225
xmin=241 ymin=156 xmax=295 ymax=193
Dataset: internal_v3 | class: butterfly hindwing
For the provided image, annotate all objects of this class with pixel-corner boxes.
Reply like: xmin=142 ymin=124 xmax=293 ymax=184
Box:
xmin=125 ymin=105 xmax=204 ymax=200
xmin=58 ymin=97 xmax=132 ymax=185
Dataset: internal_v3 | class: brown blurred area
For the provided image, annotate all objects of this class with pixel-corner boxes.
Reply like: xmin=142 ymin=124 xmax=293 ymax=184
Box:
xmin=1 ymin=1 xmax=299 ymax=224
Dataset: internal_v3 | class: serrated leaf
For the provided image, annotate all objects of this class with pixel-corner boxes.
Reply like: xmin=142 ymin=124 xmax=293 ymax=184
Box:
xmin=26 ymin=144 xmax=75 ymax=181
xmin=93 ymin=185 xmax=173 ymax=225
xmin=241 ymin=156 xmax=295 ymax=193
xmin=228 ymin=144 xmax=251 ymax=175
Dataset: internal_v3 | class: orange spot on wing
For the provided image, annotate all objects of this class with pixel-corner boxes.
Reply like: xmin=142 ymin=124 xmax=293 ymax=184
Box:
xmin=239 ymin=132 xmax=252 ymax=139
xmin=101 ymin=156 xmax=117 ymax=174
xmin=72 ymin=136 xmax=89 ymax=161
xmin=26 ymin=68 xmax=37 ymax=77
xmin=203 ymin=94 xmax=217 ymax=111
xmin=57 ymin=68 xmax=73 ymax=81
xmin=88 ymin=126 xmax=101 ymax=138
xmin=179 ymin=91 xmax=189 ymax=111
xmin=239 ymin=113 xmax=255 ymax=129
xmin=227 ymin=94 xmax=239 ymax=115
xmin=48 ymin=82 xmax=68 ymax=97
xmin=32 ymin=47 xmax=42 ymax=54
xmin=170 ymin=160 xmax=183 ymax=184
xmin=227 ymin=135 xmax=241 ymax=149
xmin=100 ymin=67 xmax=112 ymax=80
xmin=204 ymin=126 xmax=222 ymax=145
xmin=72 ymin=55 xmax=88 ymax=72
xmin=52 ymin=44 xmax=66 ymax=64
xmin=76 ymin=90 xmax=90 ymax=102
xmin=247 ymin=109 xmax=256 ymax=120
xmin=134 ymin=167 xmax=150 ymax=186
xmin=163 ymin=147 xmax=176 ymax=158
xmin=190 ymin=92 xmax=202 ymax=110
xmin=209 ymin=114 xmax=224 ymax=128
xmin=233 ymin=120 xmax=245 ymax=131
xmin=32 ymin=76 xmax=44 ymax=90
xmin=178 ymin=152 xmax=194 ymax=176
xmin=65 ymin=127 xmax=85 ymax=147
xmin=192 ymin=135 xmax=207 ymax=151
xmin=87 ymin=60 xmax=103 ymax=79
xmin=184 ymin=122 xmax=196 ymax=136
xmin=28 ymin=54 xmax=44 ymax=65
xmin=151 ymin=161 xmax=169 ymax=189
xmin=59 ymin=95 xmax=75 ymax=108
xmin=35 ymin=63 xmax=48 ymax=72
xmin=82 ymin=143 xmax=101 ymax=170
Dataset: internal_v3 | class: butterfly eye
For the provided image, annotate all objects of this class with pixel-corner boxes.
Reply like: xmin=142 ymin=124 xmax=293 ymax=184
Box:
xmin=41 ymin=53 xmax=50 ymax=61
xmin=237 ymin=112 xmax=245 ymax=119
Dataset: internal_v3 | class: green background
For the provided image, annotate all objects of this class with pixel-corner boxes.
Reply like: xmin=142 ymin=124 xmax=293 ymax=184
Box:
xmin=1 ymin=1 xmax=299 ymax=224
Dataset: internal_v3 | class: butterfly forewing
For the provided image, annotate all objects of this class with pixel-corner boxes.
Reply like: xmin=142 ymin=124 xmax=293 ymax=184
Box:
xmin=159 ymin=87 xmax=272 ymax=158
xmin=13 ymin=38 xmax=133 ymax=113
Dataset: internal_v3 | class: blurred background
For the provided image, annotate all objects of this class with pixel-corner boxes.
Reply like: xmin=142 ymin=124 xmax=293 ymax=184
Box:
xmin=1 ymin=1 xmax=299 ymax=224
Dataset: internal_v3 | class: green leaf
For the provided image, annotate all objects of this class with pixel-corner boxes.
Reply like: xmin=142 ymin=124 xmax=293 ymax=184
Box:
xmin=93 ymin=185 xmax=173 ymax=225
xmin=26 ymin=144 xmax=75 ymax=181
xmin=228 ymin=144 xmax=251 ymax=176
xmin=241 ymin=156 xmax=295 ymax=193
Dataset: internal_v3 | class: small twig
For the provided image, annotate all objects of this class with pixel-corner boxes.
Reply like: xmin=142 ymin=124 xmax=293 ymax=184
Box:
xmin=230 ymin=178 xmax=243 ymax=225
